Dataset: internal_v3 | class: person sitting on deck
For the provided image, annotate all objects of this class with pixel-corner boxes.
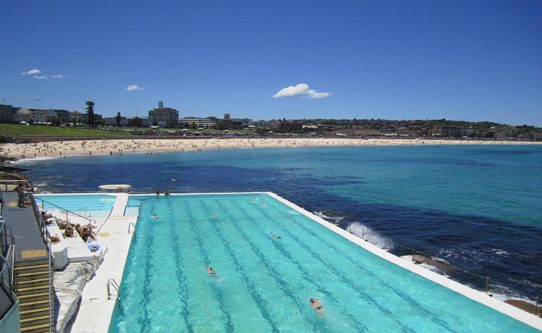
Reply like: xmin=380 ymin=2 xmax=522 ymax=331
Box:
xmin=271 ymin=232 xmax=281 ymax=240
xmin=205 ymin=265 xmax=219 ymax=277
xmin=64 ymin=226 xmax=75 ymax=237
xmin=41 ymin=212 xmax=54 ymax=225
xmin=164 ymin=189 xmax=170 ymax=196
xmin=81 ymin=225 xmax=96 ymax=242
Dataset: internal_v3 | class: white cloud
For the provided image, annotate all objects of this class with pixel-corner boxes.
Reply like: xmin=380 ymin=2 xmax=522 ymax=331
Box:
xmin=307 ymin=89 xmax=330 ymax=99
xmin=126 ymin=84 xmax=143 ymax=91
xmin=51 ymin=74 xmax=64 ymax=79
xmin=21 ymin=69 xmax=42 ymax=75
xmin=33 ymin=75 xmax=49 ymax=80
xmin=273 ymin=83 xmax=330 ymax=99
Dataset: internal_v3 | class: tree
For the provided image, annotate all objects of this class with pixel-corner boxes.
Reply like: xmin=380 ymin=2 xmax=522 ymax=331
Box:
xmin=115 ymin=112 xmax=122 ymax=127
xmin=86 ymin=101 xmax=95 ymax=128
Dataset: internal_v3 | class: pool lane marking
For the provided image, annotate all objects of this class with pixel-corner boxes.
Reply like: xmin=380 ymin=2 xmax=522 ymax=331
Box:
xmin=192 ymin=199 xmax=280 ymax=333
xmin=218 ymin=199 xmax=369 ymax=333
xmin=181 ymin=199 xmax=235 ymax=333
xmin=197 ymin=199 xmax=321 ymax=333
xmin=168 ymin=201 xmax=226 ymax=331
xmin=164 ymin=201 xmax=193 ymax=332
xmin=136 ymin=200 xmax=155 ymax=332
xmin=264 ymin=197 xmax=459 ymax=333
xmin=249 ymin=198 xmax=418 ymax=333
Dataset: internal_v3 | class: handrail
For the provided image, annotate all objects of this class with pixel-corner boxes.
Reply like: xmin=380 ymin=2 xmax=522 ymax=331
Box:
xmin=0 ymin=244 xmax=16 ymax=305
xmin=9 ymin=244 xmax=14 ymax=297
xmin=127 ymin=222 xmax=135 ymax=234
xmin=36 ymin=197 xmax=97 ymax=225
xmin=107 ymin=278 xmax=121 ymax=300
xmin=26 ymin=194 xmax=54 ymax=332
xmin=0 ymin=179 xmax=32 ymax=192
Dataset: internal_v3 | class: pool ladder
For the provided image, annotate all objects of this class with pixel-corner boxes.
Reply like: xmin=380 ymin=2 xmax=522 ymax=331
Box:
xmin=107 ymin=278 xmax=121 ymax=300
xmin=128 ymin=221 xmax=135 ymax=234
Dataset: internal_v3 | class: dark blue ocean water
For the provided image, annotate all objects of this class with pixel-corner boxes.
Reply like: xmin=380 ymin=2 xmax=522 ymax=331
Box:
xmin=22 ymin=145 xmax=542 ymax=302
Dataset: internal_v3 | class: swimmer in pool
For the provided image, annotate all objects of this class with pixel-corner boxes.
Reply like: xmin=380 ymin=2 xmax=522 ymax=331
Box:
xmin=205 ymin=265 xmax=219 ymax=277
xmin=310 ymin=298 xmax=324 ymax=315
xmin=150 ymin=214 xmax=159 ymax=220
xmin=271 ymin=232 xmax=281 ymax=240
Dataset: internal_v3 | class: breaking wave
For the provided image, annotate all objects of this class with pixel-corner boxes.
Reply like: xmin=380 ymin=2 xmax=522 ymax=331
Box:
xmin=346 ymin=222 xmax=394 ymax=251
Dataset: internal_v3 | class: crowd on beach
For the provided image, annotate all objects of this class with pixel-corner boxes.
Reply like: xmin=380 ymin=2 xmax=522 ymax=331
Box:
xmin=2 ymin=137 xmax=540 ymax=160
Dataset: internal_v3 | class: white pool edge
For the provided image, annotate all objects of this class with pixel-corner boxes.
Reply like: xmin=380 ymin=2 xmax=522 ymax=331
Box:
xmin=266 ymin=192 xmax=542 ymax=331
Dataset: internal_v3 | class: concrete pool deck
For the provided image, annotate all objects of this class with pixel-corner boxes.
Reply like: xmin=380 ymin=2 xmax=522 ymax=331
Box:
xmin=40 ymin=192 xmax=542 ymax=332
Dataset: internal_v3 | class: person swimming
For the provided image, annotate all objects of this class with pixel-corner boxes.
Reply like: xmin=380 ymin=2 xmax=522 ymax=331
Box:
xmin=205 ymin=265 xmax=218 ymax=277
xmin=271 ymin=232 xmax=281 ymax=240
xmin=150 ymin=214 xmax=159 ymax=220
xmin=310 ymin=298 xmax=324 ymax=313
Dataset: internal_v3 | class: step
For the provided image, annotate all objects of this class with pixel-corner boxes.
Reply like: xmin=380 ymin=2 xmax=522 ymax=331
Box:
xmin=19 ymin=307 xmax=50 ymax=316
xmin=21 ymin=314 xmax=50 ymax=325
xmin=18 ymin=292 xmax=50 ymax=302
xmin=15 ymin=271 xmax=49 ymax=282
xmin=15 ymin=277 xmax=49 ymax=287
xmin=15 ymin=259 xmax=49 ymax=268
xmin=20 ymin=322 xmax=51 ymax=333
xmin=20 ymin=299 xmax=50 ymax=311
xmin=15 ymin=284 xmax=50 ymax=295
xmin=15 ymin=263 xmax=50 ymax=274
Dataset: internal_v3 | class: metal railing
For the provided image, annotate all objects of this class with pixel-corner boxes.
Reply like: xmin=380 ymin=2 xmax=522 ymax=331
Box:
xmin=36 ymin=197 xmax=97 ymax=226
xmin=28 ymin=194 xmax=54 ymax=333
xmin=107 ymin=278 xmax=121 ymax=300
xmin=0 ymin=179 xmax=32 ymax=192
xmin=127 ymin=222 xmax=135 ymax=234
xmin=0 ymin=220 xmax=17 ymax=320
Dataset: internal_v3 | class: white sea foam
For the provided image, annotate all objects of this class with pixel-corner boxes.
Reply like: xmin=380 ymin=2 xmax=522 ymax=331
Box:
xmin=401 ymin=255 xmax=448 ymax=274
xmin=347 ymin=222 xmax=393 ymax=251
xmin=13 ymin=156 xmax=59 ymax=163
xmin=313 ymin=211 xmax=344 ymax=225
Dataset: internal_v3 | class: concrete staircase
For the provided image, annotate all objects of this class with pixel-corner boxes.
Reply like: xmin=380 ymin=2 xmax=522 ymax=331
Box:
xmin=14 ymin=259 xmax=54 ymax=333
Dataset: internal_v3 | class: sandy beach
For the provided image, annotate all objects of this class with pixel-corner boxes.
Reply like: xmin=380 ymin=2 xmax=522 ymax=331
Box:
xmin=1 ymin=138 xmax=541 ymax=160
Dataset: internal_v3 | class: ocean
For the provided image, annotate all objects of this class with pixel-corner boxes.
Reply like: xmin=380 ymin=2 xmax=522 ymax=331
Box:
xmin=22 ymin=144 xmax=542 ymax=303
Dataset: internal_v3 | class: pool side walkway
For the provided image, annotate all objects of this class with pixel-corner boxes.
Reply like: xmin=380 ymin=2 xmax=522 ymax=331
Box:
xmin=1 ymin=192 xmax=48 ymax=262
xmin=69 ymin=194 xmax=137 ymax=333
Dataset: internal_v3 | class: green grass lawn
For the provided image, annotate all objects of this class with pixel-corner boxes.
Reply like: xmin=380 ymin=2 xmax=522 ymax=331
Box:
xmin=0 ymin=124 xmax=133 ymax=138
xmin=0 ymin=124 xmax=255 ymax=138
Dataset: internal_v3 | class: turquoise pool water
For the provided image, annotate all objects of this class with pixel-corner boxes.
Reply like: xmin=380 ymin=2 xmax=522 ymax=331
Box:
xmin=35 ymin=194 xmax=116 ymax=218
xmin=110 ymin=194 xmax=538 ymax=332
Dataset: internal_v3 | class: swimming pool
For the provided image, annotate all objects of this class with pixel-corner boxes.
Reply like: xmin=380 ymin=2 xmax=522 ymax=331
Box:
xmin=110 ymin=194 xmax=538 ymax=332
xmin=35 ymin=194 xmax=116 ymax=218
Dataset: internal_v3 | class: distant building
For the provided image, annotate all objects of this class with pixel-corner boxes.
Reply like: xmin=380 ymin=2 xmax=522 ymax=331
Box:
xmin=441 ymin=126 xmax=460 ymax=137
xmin=148 ymin=101 xmax=179 ymax=128
xmin=179 ymin=117 xmax=216 ymax=128
xmin=0 ymin=104 xmax=15 ymax=123
xmin=52 ymin=109 xmax=71 ymax=124
xmin=15 ymin=109 xmax=32 ymax=123
xmin=69 ymin=111 xmax=89 ymax=125
xmin=29 ymin=109 xmax=58 ymax=124
xmin=103 ymin=116 xmax=128 ymax=126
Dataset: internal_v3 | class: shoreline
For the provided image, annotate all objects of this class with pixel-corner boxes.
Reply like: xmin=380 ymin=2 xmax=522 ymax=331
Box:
xmin=1 ymin=137 xmax=541 ymax=161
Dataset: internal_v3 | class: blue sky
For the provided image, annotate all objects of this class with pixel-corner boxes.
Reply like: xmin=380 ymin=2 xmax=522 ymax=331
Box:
xmin=1 ymin=1 xmax=541 ymax=124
